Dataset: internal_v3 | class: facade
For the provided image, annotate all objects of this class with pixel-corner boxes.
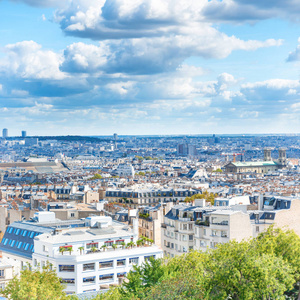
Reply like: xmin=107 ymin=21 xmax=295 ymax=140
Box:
xmin=21 ymin=131 xmax=27 ymax=138
xmin=0 ymin=258 xmax=13 ymax=291
xmin=0 ymin=212 xmax=163 ymax=295
xmin=162 ymin=195 xmax=300 ymax=256
xmin=106 ymin=187 xmax=198 ymax=208
xmin=138 ymin=202 xmax=173 ymax=247
xmin=112 ymin=164 xmax=135 ymax=178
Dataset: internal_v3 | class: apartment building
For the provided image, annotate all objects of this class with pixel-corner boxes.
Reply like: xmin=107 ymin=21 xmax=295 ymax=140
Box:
xmin=106 ymin=187 xmax=198 ymax=208
xmin=162 ymin=195 xmax=300 ymax=256
xmin=138 ymin=202 xmax=173 ymax=247
xmin=0 ymin=212 xmax=163 ymax=295
xmin=0 ymin=258 xmax=13 ymax=291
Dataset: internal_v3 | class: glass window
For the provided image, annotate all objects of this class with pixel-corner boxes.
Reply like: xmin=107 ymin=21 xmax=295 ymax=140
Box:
xmin=83 ymin=263 xmax=95 ymax=271
xmin=83 ymin=276 xmax=95 ymax=284
xmin=0 ymin=270 xmax=4 ymax=278
xmin=17 ymin=242 xmax=23 ymax=249
xmin=61 ymin=278 xmax=75 ymax=285
xmin=144 ymin=255 xmax=155 ymax=261
xmin=59 ymin=265 xmax=75 ymax=272
xmin=15 ymin=229 xmax=20 ymax=235
xmin=24 ymin=243 xmax=29 ymax=251
xmin=129 ymin=257 xmax=138 ymax=265
xmin=10 ymin=240 xmax=15 ymax=247
xmin=86 ymin=242 xmax=98 ymax=249
xmin=99 ymin=274 xmax=114 ymax=281
xmin=30 ymin=232 xmax=35 ymax=238
xmin=117 ymin=272 xmax=126 ymax=278
xmin=117 ymin=259 xmax=126 ymax=267
xmin=99 ymin=261 xmax=113 ymax=269
xmin=22 ymin=230 xmax=27 ymax=237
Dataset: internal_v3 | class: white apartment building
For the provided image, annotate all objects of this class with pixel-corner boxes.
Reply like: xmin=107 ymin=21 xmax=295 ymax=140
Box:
xmin=0 ymin=212 xmax=163 ymax=295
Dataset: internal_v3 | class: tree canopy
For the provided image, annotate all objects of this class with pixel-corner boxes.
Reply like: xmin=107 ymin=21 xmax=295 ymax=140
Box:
xmin=2 ymin=264 xmax=76 ymax=300
xmin=97 ymin=226 xmax=300 ymax=300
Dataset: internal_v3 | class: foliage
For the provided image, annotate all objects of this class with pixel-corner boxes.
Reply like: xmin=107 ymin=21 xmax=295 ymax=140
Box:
xmin=98 ymin=227 xmax=300 ymax=300
xmin=136 ymin=171 xmax=146 ymax=176
xmin=213 ymin=168 xmax=223 ymax=173
xmin=139 ymin=212 xmax=150 ymax=219
xmin=89 ymin=173 xmax=102 ymax=180
xmin=2 ymin=264 xmax=76 ymax=300
xmin=184 ymin=191 xmax=216 ymax=205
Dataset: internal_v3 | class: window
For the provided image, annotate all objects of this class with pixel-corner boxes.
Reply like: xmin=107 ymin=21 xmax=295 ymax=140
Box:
xmin=0 ymin=270 xmax=4 ymax=278
xmin=33 ymin=259 xmax=37 ymax=267
xmin=22 ymin=230 xmax=27 ymax=237
xmin=99 ymin=261 xmax=113 ymax=269
xmin=30 ymin=232 xmax=35 ymax=238
xmin=182 ymin=235 xmax=187 ymax=241
xmin=200 ymin=240 xmax=206 ymax=247
xmin=59 ymin=265 xmax=75 ymax=272
xmin=83 ymin=276 xmax=95 ymax=284
xmin=83 ymin=263 xmax=95 ymax=271
xmin=43 ymin=245 xmax=48 ymax=252
xmin=8 ymin=227 xmax=13 ymax=234
xmin=256 ymin=226 xmax=260 ymax=232
xmin=17 ymin=241 xmax=22 ymax=249
xmin=10 ymin=240 xmax=15 ymax=247
xmin=0 ymin=283 xmax=5 ymax=290
xmin=182 ymin=224 xmax=187 ymax=230
xmin=144 ymin=255 xmax=155 ymax=261
xmin=221 ymin=231 xmax=228 ymax=237
xmin=115 ymin=239 xmax=125 ymax=245
xmin=212 ymin=230 xmax=217 ymax=236
xmin=15 ymin=229 xmax=20 ymax=235
xmin=99 ymin=274 xmax=114 ymax=281
xmin=129 ymin=257 xmax=138 ymax=265
xmin=189 ymin=235 xmax=193 ymax=241
xmin=117 ymin=259 xmax=126 ymax=267
xmin=61 ymin=278 xmax=75 ymax=285
xmin=104 ymin=241 xmax=113 ymax=247
xmin=117 ymin=272 xmax=126 ymax=278
xmin=86 ymin=242 xmax=98 ymax=249
xmin=175 ymin=233 xmax=178 ymax=240
xmin=24 ymin=243 xmax=29 ymax=251
xmin=189 ymin=224 xmax=193 ymax=230
xmin=70 ymin=213 xmax=75 ymax=217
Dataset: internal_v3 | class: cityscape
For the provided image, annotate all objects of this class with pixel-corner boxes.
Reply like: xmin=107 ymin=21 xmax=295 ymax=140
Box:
xmin=0 ymin=129 xmax=300 ymax=298
xmin=2 ymin=0 xmax=300 ymax=299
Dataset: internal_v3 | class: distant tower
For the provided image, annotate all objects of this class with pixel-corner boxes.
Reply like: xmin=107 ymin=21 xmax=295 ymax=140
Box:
xmin=264 ymin=148 xmax=272 ymax=161
xmin=2 ymin=128 xmax=8 ymax=139
xmin=113 ymin=133 xmax=118 ymax=141
xmin=22 ymin=131 xmax=27 ymax=138
xmin=278 ymin=148 xmax=287 ymax=166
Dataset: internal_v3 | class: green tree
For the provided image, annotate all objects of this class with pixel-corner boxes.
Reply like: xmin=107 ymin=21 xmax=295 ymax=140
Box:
xmin=2 ymin=264 xmax=76 ymax=300
xmin=111 ymin=244 xmax=117 ymax=251
xmin=67 ymin=246 xmax=73 ymax=255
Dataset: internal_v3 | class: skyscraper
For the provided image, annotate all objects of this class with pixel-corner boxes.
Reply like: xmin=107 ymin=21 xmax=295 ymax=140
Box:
xmin=22 ymin=131 xmax=27 ymax=138
xmin=2 ymin=128 xmax=8 ymax=139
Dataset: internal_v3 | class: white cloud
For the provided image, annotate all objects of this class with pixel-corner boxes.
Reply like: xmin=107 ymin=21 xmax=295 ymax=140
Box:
xmin=0 ymin=41 xmax=65 ymax=80
xmin=287 ymin=37 xmax=300 ymax=62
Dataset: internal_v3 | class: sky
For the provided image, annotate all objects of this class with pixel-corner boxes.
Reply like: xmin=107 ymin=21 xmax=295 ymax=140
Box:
xmin=1 ymin=0 xmax=300 ymax=136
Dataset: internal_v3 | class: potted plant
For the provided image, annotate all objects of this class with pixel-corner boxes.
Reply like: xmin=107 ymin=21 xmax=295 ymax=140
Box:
xmin=67 ymin=246 xmax=73 ymax=255
xmin=91 ymin=246 xmax=98 ymax=253
xmin=59 ymin=247 xmax=66 ymax=255
xmin=101 ymin=245 xmax=107 ymax=252
xmin=120 ymin=242 xmax=126 ymax=249
xmin=112 ymin=244 xmax=117 ymax=251
xmin=78 ymin=246 xmax=84 ymax=255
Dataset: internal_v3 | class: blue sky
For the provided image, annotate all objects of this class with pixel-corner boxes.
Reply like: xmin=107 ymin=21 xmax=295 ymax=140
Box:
xmin=1 ymin=0 xmax=300 ymax=136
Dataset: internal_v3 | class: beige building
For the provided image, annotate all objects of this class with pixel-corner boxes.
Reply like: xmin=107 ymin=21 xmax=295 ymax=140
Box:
xmin=138 ymin=202 xmax=173 ymax=247
xmin=0 ymin=258 xmax=13 ymax=292
xmin=162 ymin=195 xmax=300 ymax=256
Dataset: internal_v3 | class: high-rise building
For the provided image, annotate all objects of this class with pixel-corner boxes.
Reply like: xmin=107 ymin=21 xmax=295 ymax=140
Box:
xmin=113 ymin=133 xmax=118 ymax=140
xmin=177 ymin=144 xmax=197 ymax=156
xmin=21 ymin=131 xmax=27 ymax=138
xmin=2 ymin=128 xmax=8 ymax=139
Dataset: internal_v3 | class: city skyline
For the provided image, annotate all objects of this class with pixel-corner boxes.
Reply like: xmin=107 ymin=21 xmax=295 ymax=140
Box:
xmin=1 ymin=1 xmax=300 ymax=135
